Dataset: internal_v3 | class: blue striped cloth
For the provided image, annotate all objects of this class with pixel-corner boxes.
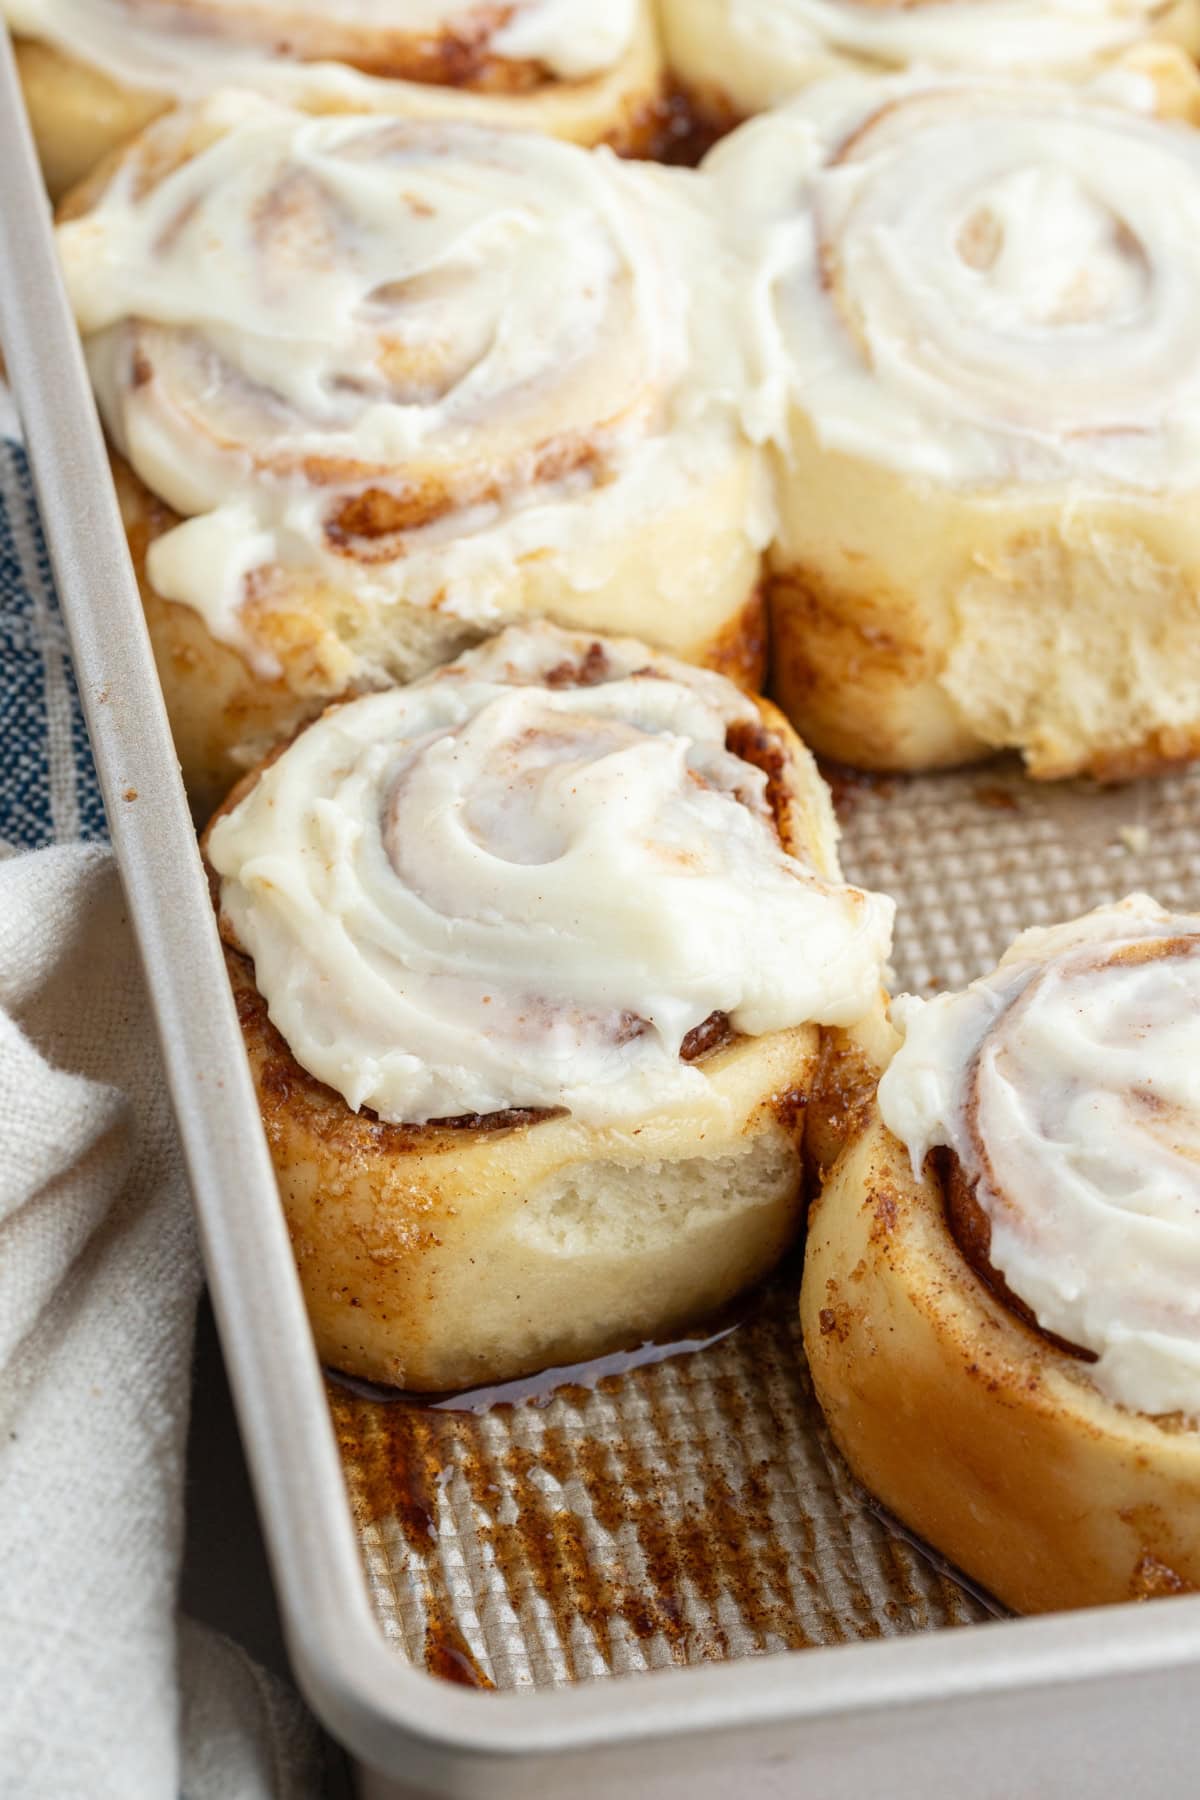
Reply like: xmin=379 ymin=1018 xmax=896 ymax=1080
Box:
xmin=0 ymin=434 xmax=106 ymax=852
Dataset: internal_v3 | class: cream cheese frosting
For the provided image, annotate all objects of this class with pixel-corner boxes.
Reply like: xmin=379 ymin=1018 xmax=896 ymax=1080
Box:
xmin=879 ymin=896 xmax=1200 ymax=1416
xmin=4 ymin=0 xmax=638 ymax=91
xmin=706 ymin=69 xmax=1200 ymax=490
xmin=663 ymin=0 xmax=1183 ymax=111
xmin=57 ymin=95 xmax=756 ymax=671
xmin=208 ymin=623 xmax=894 ymax=1128
xmin=58 ymin=95 xmax=756 ymax=674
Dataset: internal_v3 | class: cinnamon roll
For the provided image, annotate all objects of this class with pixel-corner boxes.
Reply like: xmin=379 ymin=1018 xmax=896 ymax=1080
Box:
xmin=57 ymin=98 xmax=767 ymax=816
xmin=204 ymin=622 xmax=894 ymax=1390
xmin=10 ymin=0 xmax=664 ymax=198
xmin=802 ymin=896 xmax=1200 ymax=1613
xmin=659 ymin=0 xmax=1200 ymax=129
xmin=708 ymin=61 xmax=1200 ymax=780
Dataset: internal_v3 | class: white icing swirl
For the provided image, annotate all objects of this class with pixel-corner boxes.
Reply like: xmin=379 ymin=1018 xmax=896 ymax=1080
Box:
xmin=879 ymin=896 xmax=1200 ymax=1416
xmin=58 ymin=95 xmax=752 ymax=669
xmin=5 ymin=0 xmax=638 ymax=90
xmin=665 ymin=0 xmax=1184 ymax=111
xmin=706 ymin=71 xmax=1200 ymax=489
xmin=208 ymin=623 xmax=893 ymax=1127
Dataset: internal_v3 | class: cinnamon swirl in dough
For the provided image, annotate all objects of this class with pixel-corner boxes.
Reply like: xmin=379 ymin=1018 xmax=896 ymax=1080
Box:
xmin=11 ymin=0 xmax=664 ymax=197
xmin=709 ymin=60 xmax=1200 ymax=780
xmin=803 ymin=897 xmax=1200 ymax=1613
xmin=660 ymin=0 xmax=1200 ymax=127
xmin=205 ymin=622 xmax=894 ymax=1390
xmin=58 ymin=97 xmax=767 ymax=815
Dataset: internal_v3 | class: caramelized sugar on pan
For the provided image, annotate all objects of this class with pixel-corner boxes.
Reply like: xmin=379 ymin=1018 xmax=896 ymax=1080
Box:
xmin=326 ymin=1276 xmax=988 ymax=1689
xmin=326 ymin=758 xmax=1200 ymax=1689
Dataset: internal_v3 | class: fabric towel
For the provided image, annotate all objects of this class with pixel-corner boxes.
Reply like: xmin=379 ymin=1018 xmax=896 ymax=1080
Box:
xmin=0 ymin=423 xmax=321 ymax=1798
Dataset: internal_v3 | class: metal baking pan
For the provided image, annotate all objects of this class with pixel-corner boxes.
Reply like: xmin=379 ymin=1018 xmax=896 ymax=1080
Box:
xmin=3 ymin=27 xmax=1200 ymax=1795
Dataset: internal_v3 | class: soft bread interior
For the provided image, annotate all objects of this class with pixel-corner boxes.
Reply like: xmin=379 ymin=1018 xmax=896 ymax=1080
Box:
xmin=769 ymin=419 xmax=1200 ymax=779
xmin=231 ymin=945 xmax=816 ymax=1390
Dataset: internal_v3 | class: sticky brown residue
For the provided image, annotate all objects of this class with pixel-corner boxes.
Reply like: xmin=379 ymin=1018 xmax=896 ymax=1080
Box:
xmin=679 ymin=1011 xmax=734 ymax=1063
xmin=543 ymin=641 xmax=611 ymax=689
xmin=642 ymin=83 xmax=743 ymax=167
xmin=322 ymin=439 xmax=603 ymax=561
xmin=327 ymin=1273 xmax=988 ymax=1688
xmin=817 ymin=1306 xmax=850 ymax=1344
xmin=805 ymin=1029 xmax=878 ymax=1181
xmin=868 ymin=1188 xmax=899 ymax=1245
xmin=725 ymin=715 xmax=792 ymax=845
xmin=973 ymin=785 xmax=1021 ymax=813
xmin=1130 ymin=1551 xmax=1194 ymax=1601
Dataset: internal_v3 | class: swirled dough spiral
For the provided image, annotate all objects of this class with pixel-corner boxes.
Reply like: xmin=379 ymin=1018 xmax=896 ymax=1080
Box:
xmin=9 ymin=0 xmax=664 ymax=196
xmin=880 ymin=896 xmax=1200 ymax=1416
xmin=209 ymin=623 xmax=893 ymax=1387
xmin=59 ymin=97 xmax=766 ymax=809
xmin=803 ymin=897 xmax=1200 ymax=1613
xmin=208 ymin=621 xmax=893 ymax=1127
xmin=660 ymin=0 xmax=1200 ymax=121
xmin=707 ymin=67 xmax=1200 ymax=778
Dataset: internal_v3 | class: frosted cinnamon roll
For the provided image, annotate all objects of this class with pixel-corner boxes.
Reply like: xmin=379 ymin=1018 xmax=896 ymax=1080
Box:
xmin=659 ymin=0 xmax=1200 ymax=128
xmin=205 ymin=622 xmax=894 ymax=1390
xmin=802 ymin=896 xmax=1200 ymax=1613
xmin=57 ymin=97 xmax=766 ymax=816
xmin=708 ymin=63 xmax=1200 ymax=780
xmin=10 ymin=0 xmax=664 ymax=198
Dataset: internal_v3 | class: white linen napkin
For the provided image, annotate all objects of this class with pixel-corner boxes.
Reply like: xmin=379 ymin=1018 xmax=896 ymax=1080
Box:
xmin=0 ymin=416 xmax=321 ymax=1796
xmin=0 ymin=844 xmax=320 ymax=1798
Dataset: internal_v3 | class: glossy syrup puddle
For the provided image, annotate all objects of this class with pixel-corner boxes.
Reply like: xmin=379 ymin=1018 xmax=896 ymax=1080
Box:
xmin=325 ymin=1275 xmax=989 ymax=1689
xmin=326 ymin=1321 xmax=744 ymax=1416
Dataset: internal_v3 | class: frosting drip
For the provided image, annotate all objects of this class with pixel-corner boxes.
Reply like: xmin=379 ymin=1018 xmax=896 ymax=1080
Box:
xmin=208 ymin=623 xmax=893 ymax=1127
xmin=708 ymin=71 xmax=1200 ymax=488
xmin=879 ymin=896 xmax=1200 ymax=1415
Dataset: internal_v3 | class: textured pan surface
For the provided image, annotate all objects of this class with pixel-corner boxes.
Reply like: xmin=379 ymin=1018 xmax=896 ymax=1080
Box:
xmin=328 ymin=757 xmax=1200 ymax=1689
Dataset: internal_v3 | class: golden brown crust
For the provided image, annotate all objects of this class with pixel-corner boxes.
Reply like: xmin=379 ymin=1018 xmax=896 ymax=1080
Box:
xmin=767 ymin=502 xmax=1200 ymax=783
xmin=802 ymin=1115 xmax=1200 ymax=1612
xmin=115 ymin=451 xmax=769 ymax=816
xmin=205 ymin=665 xmax=850 ymax=1388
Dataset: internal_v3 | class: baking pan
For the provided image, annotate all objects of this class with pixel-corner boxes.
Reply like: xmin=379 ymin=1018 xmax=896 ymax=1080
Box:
xmin=3 ymin=27 xmax=1200 ymax=1796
